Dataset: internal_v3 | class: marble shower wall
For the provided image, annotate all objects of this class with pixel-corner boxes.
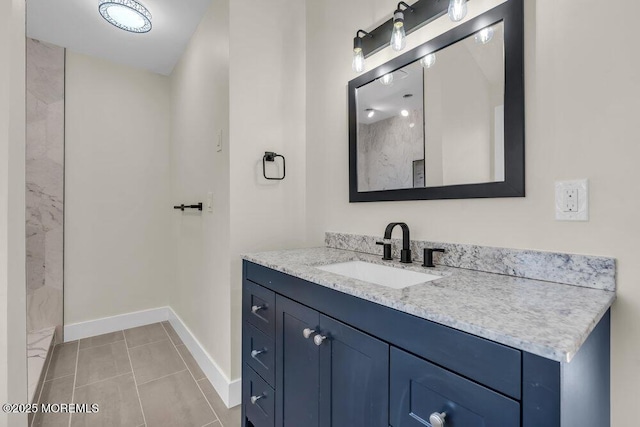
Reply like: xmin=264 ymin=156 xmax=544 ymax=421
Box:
xmin=357 ymin=109 xmax=424 ymax=192
xmin=26 ymin=38 xmax=65 ymax=340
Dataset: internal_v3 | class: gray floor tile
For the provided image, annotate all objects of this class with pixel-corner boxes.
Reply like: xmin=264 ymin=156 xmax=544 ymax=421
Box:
xmin=32 ymin=375 xmax=74 ymax=427
xmin=45 ymin=341 xmax=78 ymax=381
xmin=198 ymin=379 xmax=241 ymax=427
xmin=176 ymin=344 xmax=205 ymax=381
xmin=71 ymin=373 xmax=144 ymax=427
xmin=124 ymin=323 xmax=168 ymax=348
xmin=79 ymin=331 xmax=124 ymax=350
xmin=138 ymin=370 xmax=215 ymax=427
xmin=203 ymin=422 xmax=221 ymax=426
xmin=75 ymin=341 xmax=131 ymax=387
xmin=129 ymin=340 xmax=186 ymax=385
xmin=161 ymin=321 xmax=183 ymax=346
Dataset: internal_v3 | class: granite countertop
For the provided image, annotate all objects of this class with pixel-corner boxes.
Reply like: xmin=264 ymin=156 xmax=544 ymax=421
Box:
xmin=242 ymin=247 xmax=616 ymax=363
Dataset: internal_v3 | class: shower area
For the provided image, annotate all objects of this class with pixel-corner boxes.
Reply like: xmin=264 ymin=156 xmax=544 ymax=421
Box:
xmin=25 ymin=37 xmax=65 ymax=404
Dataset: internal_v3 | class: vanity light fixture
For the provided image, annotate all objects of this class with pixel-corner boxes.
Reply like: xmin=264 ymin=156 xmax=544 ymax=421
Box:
xmin=353 ymin=30 xmax=373 ymax=73
xmin=420 ymin=53 xmax=437 ymax=68
xmin=448 ymin=0 xmax=468 ymax=22
xmin=475 ymin=25 xmax=494 ymax=44
xmin=391 ymin=2 xmax=415 ymax=51
xmin=350 ymin=0 xmax=474 ymax=71
xmin=98 ymin=0 xmax=152 ymax=33
xmin=379 ymin=73 xmax=394 ymax=86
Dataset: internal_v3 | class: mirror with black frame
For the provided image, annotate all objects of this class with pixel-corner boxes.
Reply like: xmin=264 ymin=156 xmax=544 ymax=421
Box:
xmin=349 ymin=0 xmax=524 ymax=202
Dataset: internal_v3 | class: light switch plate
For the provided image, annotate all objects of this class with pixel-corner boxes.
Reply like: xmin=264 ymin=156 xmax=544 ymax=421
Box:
xmin=555 ymin=179 xmax=589 ymax=221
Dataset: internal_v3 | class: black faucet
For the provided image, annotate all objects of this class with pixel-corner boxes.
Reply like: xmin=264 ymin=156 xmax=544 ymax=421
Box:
xmin=380 ymin=222 xmax=412 ymax=264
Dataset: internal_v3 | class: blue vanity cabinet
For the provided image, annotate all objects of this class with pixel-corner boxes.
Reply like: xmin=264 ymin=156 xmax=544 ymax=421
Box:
xmin=274 ymin=295 xmax=389 ymax=427
xmin=242 ymin=260 xmax=611 ymax=427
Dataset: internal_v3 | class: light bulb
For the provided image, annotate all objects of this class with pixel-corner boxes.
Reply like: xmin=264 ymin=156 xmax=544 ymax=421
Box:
xmin=379 ymin=73 xmax=394 ymax=86
xmin=401 ymin=109 xmax=409 ymax=117
xmin=352 ymin=48 xmax=365 ymax=73
xmin=390 ymin=10 xmax=406 ymax=51
xmin=475 ymin=26 xmax=494 ymax=44
xmin=420 ymin=53 xmax=437 ymax=69
xmin=448 ymin=0 xmax=467 ymax=22
xmin=367 ymin=110 xmax=375 ymax=118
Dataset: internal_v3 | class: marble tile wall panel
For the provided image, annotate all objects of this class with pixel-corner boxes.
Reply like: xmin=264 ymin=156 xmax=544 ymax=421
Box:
xmin=325 ymin=232 xmax=616 ymax=291
xmin=357 ymin=109 xmax=424 ymax=192
xmin=26 ymin=38 xmax=65 ymax=339
xmin=27 ymin=327 xmax=56 ymax=404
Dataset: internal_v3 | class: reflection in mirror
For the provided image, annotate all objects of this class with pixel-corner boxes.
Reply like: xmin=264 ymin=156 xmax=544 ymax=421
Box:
xmin=356 ymin=21 xmax=505 ymax=192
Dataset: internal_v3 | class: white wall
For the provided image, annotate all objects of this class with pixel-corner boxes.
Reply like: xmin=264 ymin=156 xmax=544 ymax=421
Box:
xmin=0 ymin=0 xmax=28 ymax=424
xmin=168 ymin=0 xmax=307 ymax=388
xmin=65 ymin=52 xmax=173 ymax=325
xmin=229 ymin=0 xmax=307 ymax=378
xmin=169 ymin=0 xmax=232 ymax=381
xmin=306 ymin=0 xmax=640 ymax=425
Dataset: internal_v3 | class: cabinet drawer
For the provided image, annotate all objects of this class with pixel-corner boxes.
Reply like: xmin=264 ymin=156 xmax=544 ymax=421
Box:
xmin=244 ymin=280 xmax=276 ymax=337
xmin=390 ymin=347 xmax=520 ymax=427
xmin=243 ymin=323 xmax=275 ymax=387
xmin=243 ymin=365 xmax=275 ymax=427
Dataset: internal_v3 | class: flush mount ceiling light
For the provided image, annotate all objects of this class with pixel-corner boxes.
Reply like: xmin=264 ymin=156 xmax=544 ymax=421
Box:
xmin=99 ymin=0 xmax=152 ymax=33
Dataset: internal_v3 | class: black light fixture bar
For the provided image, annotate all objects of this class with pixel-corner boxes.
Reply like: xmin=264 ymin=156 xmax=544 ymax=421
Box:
xmin=360 ymin=0 xmax=453 ymax=58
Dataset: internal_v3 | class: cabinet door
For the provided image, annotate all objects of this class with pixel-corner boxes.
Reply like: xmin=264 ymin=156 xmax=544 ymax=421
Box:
xmin=276 ymin=295 xmax=321 ymax=427
xmin=318 ymin=315 xmax=389 ymax=427
xmin=390 ymin=347 xmax=520 ymax=427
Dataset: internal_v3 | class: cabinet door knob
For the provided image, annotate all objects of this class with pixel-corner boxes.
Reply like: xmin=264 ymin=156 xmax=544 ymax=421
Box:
xmin=250 ymin=349 xmax=265 ymax=359
xmin=251 ymin=305 xmax=265 ymax=314
xmin=429 ymin=412 xmax=446 ymax=427
xmin=250 ymin=394 xmax=264 ymax=405
xmin=313 ymin=334 xmax=327 ymax=346
xmin=303 ymin=328 xmax=316 ymax=339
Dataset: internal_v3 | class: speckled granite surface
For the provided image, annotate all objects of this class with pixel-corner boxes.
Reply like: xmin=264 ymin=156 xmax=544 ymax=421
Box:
xmin=326 ymin=232 xmax=616 ymax=292
xmin=242 ymin=247 xmax=615 ymax=363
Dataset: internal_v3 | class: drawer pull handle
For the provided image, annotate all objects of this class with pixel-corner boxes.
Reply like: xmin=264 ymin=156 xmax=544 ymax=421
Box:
xmin=303 ymin=328 xmax=316 ymax=339
xmin=250 ymin=349 xmax=265 ymax=359
xmin=313 ymin=335 xmax=327 ymax=346
xmin=251 ymin=305 xmax=265 ymax=314
xmin=429 ymin=412 xmax=447 ymax=427
xmin=250 ymin=394 xmax=264 ymax=405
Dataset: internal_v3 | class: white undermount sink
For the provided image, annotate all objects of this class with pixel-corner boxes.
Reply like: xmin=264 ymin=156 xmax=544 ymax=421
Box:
xmin=316 ymin=261 xmax=441 ymax=289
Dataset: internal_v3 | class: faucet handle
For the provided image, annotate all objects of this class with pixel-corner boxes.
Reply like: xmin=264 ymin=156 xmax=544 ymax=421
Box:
xmin=376 ymin=240 xmax=393 ymax=261
xmin=423 ymin=248 xmax=446 ymax=268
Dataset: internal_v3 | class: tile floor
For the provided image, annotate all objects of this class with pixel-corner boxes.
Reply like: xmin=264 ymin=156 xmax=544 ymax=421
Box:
xmin=32 ymin=322 xmax=241 ymax=427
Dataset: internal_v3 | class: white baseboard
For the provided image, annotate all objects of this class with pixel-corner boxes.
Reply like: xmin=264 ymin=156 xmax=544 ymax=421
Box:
xmin=166 ymin=308 xmax=241 ymax=408
xmin=64 ymin=307 xmax=170 ymax=341
xmin=64 ymin=306 xmax=241 ymax=408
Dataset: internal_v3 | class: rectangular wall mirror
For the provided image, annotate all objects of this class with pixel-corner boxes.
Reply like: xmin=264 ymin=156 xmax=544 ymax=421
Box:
xmin=349 ymin=0 xmax=524 ymax=202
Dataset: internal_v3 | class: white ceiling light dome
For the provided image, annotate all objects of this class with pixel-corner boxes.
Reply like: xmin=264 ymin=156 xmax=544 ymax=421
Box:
xmin=99 ymin=0 xmax=152 ymax=33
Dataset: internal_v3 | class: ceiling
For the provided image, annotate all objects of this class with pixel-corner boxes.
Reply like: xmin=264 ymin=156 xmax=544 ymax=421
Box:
xmin=27 ymin=0 xmax=212 ymax=75
xmin=357 ymin=61 xmax=425 ymax=125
